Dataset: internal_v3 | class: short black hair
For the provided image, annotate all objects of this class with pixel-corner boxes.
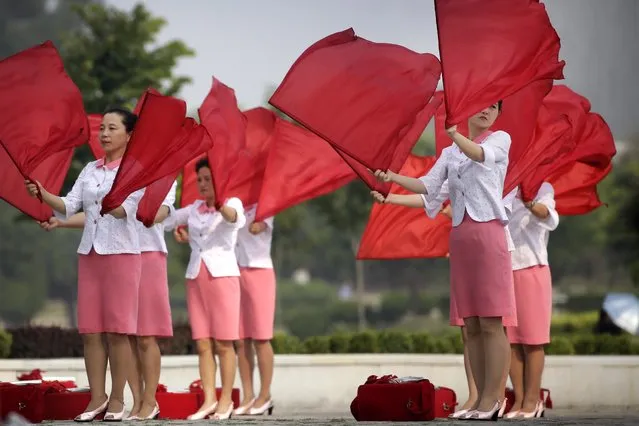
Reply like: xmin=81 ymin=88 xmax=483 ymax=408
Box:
xmin=497 ymin=100 xmax=503 ymax=112
xmin=195 ymin=157 xmax=210 ymax=172
xmin=103 ymin=106 xmax=138 ymax=133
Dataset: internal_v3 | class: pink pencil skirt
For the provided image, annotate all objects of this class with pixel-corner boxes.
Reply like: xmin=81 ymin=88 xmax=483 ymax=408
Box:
xmin=137 ymin=252 xmax=173 ymax=337
xmin=448 ymin=214 xmax=516 ymax=324
xmin=239 ymin=267 xmax=277 ymax=340
xmin=77 ymin=249 xmax=141 ymax=335
xmin=186 ymin=263 xmax=240 ymax=341
xmin=506 ymin=265 xmax=552 ymax=345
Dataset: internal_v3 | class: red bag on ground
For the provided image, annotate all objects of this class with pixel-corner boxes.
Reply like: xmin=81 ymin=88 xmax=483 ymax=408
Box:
xmin=434 ymin=386 xmax=457 ymax=418
xmin=350 ymin=375 xmax=436 ymax=421
xmin=504 ymin=387 xmax=553 ymax=414
xmin=43 ymin=389 xmax=94 ymax=421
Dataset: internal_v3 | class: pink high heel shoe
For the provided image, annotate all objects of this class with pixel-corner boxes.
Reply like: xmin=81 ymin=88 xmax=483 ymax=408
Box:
xmin=209 ymin=403 xmax=234 ymax=420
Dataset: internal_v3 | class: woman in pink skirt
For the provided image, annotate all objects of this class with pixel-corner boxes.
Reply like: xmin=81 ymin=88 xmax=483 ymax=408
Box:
xmin=124 ymin=181 xmax=177 ymax=420
xmin=27 ymin=108 xmax=144 ymax=421
xmin=233 ymin=204 xmax=276 ymax=416
xmin=163 ymin=157 xmax=246 ymax=421
xmin=504 ymin=182 xmax=558 ymax=419
xmin=427 ymin=183 xmax=517 ymax=418
xmin=43 ymin=185 xmax=176 ymax=421
xmin=372 ymin=101 xmax=514 ymax=420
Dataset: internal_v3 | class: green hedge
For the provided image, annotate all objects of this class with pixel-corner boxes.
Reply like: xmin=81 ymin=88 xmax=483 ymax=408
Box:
xmin=2 ymin=326 xmax=638 ymax=358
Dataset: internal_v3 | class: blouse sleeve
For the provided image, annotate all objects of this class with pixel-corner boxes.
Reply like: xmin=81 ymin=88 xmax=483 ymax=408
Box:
xmin=535 ymin=182 xmax=559 ymax=231
xmin=225 ymin=197 xmax=247 ymax=229
xmin=502 ymin=186 xmax=519 ymax=217
xmin=121 ymin=188 xmax=145 ymax=223
xmin=418 ymin=149 xmax=449 ymax=204
xmin=420 ymin=179 xmax=449 ymax=219
xmin=55 ymin=163 xmax=90 ymax=220
xmin=163 ymin=204 xmax=192 ymax=231
xmin=480 ymin=131 xmax=511 ymax=169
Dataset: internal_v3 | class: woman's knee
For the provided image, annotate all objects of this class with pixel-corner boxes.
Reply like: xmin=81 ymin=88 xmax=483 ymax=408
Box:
xmin=83 ymin=333 xmax=103 ymax=346
xmin=195 ymin=338 xmax=214 ymax=356
xmin=137 ymin=336 xmax=157 ymax=352
xmin=106 ymin=332 xmax=129 ymax=345
xmin=522 ymin=344 xmax=545 ymax=355
xmin=215 ymin=340 xmax=236 ymax=354
xmin=464 ymin=318 xmax=481 ymax=336
xmin=478 ymin=317 xmax=504 ymax=335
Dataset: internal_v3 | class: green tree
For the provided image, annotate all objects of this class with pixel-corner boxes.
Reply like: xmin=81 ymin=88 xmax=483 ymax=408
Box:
xmin=60 ymin=2 xmax=194 ymax=114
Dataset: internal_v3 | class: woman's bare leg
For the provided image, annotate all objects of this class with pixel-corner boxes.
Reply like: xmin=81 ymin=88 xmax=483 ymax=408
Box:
xmin=214 ymin=340 xmax=237 ymax=415
xmin=82 ymin=333 xmax=109 ymax=411
xmin=475 ymin=317 xmax=510 ymax=411
xmin=137 ymin=336 xmax=162 ymax=418
xmin=253 ymin=339 xmax=274 ymax=407
xmin=463 ymin=317 xmax=484 ymax=410
xmin=521 ymin=344 xmax=545 ymax=413
xmin=459 ymin=327 xmax=479 ymax=411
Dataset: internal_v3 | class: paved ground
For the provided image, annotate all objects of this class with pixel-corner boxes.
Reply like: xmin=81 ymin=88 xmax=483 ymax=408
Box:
xmin=7 ymin=409 xmax=638 ymax=425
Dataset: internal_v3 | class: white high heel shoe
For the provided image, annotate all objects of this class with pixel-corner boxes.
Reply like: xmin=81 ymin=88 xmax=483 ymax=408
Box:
xmin=186 ymin=402 xmax=218 ymax=421
xmin=103 ymin=405 xmax=126 ymax=422
xmin=74 ymin=399 xmax=108 ymax=422
xmin=247 ymin=399 xmax=274 ymax=416
xmin=233 ymin=397 xmax=256 ymax=416
xmin=448 ymin=408 xmax=468 ymax=419
xmin=142 ymin=404 xmax=160 ymax=420
xmin=210 ymin=404 xmax=234 ymax=420
xmin=467 ymin=399 xmax=505 ymax=421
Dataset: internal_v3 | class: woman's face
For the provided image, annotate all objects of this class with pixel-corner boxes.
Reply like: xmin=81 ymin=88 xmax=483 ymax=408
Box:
xmin=197 ymin=166 xmax=215 ymax=199
xmin=100 ymin=112 xmax=131 ymax=154
xmin=468 ymin=102 xmax=500 ymax=130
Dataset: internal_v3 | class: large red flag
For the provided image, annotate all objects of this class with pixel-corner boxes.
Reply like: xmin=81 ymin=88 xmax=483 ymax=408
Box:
xmin=435 ymin=0 xmax=564 ymax=128
xmin=198 ymin=78 xmax=247 ymax=209
xmin=87 ymin=114 xmax=103 ymax=159
xmin=548 ymin=162 xmax=612 ymax=216
xmin=520 ymin=86 xmax=616 ymax=208
xmin=0 ymin=148 xmax=74 ymax=221
xmin=357 ymin=155 xmax=451 ymax=259
xmin=255 ymin=118 xmax=355 ymax=221
xmin=269 ymin=28 xmax=441 ymax=194
xmin=0 ymin=41 xmax=87 ymax=220
xmin=180 ymin=107 xmax=276 ymax=208
xmin=0 ymin=41 xmax=88 ymax=176
xmin=100 ymin=90 xmax=212 ymax=225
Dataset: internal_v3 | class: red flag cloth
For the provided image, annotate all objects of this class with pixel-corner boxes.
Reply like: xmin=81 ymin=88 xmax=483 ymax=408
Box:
xmin=0 ymin=41 xmax=87 ymax=220
xmin=269 ymin=28 xmax=441 ymax=193
xmin=434 ymin=0 xmax=565 ymax=128
xmin=179 ymin=107 xmax=276 ymax=208
xmin=548 ymin=162 xmax=612 ymax=216
xmin=357 ymin=155 xmax=451 ymax=259
xmin=87 ymin=114 xmax=103 ymax=159
xmin=0 ymin=41 xmax=88 ymax=177
xmin=0 ymin=148 xmax=74 ymax=221
xmin=100 ymin=90 xmax=212 ymax=225
xmin=198 ymin=77 xmax=247 ymax=209
xmin=520 ymin=86 xmax=616 ymax=207
xmin=180 ymin=156 xmax=201 ymax=208
xmin=338 ymin=92 xmax=444 ymax=194
xmin=255 ymin=118 xmax=356 ymax=221
xmin=435 ymin=81 xmax=555 ymax=195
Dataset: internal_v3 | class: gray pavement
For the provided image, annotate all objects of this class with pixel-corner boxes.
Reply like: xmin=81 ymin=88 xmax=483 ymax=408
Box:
xmin=19 ymin=408 xmax=639 ymax=425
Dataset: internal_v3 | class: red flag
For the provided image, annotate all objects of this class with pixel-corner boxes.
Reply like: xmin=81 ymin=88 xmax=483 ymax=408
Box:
xmin=357 ymin=155 xmax=451 ymax=259
xmin=434 ymin=0 xmax=564 ymax=128
xmin=520 ymin=86 xmax=616 ymax=206
xmin=198 ymin=78 xmax=247 ymax=209
xmin=255 ymin=118 xmax=355 ymax=221
xmin=180 ymin=107 xmax=276 ymax=208
xmin=87 ymin=114 xmax=104 ymax=159
xmin=0 ymin=41 xmax=87 ymax=220
xmin=435 ymin=81 xmax=555 ymax=195
xmin=100 ymin=90 xmax=212 ymax=224
xmin=0 ymin=41 xmax=88 ymax=177
xmin=0 ymin=148 xmax=74 ymax=221
xmin=548 ymin=162 xmax=612 ymax=216
xmin=269 ymin=28 xmax=441 ymax=193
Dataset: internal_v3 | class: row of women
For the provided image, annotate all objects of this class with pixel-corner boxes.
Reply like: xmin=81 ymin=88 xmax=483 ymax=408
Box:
xmin=372 ymin=102 xmax=558 ymax=421
xmin=25 ymin=108 xmax=276 ymax=421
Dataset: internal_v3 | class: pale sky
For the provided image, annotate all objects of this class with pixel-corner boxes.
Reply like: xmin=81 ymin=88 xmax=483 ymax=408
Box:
xmin=107 ymin=0 xmax=638 ymax=139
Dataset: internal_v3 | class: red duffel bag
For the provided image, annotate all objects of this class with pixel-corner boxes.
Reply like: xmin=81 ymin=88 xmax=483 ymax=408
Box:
xmin=350 ymin=375 xmax=436 ymax=421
